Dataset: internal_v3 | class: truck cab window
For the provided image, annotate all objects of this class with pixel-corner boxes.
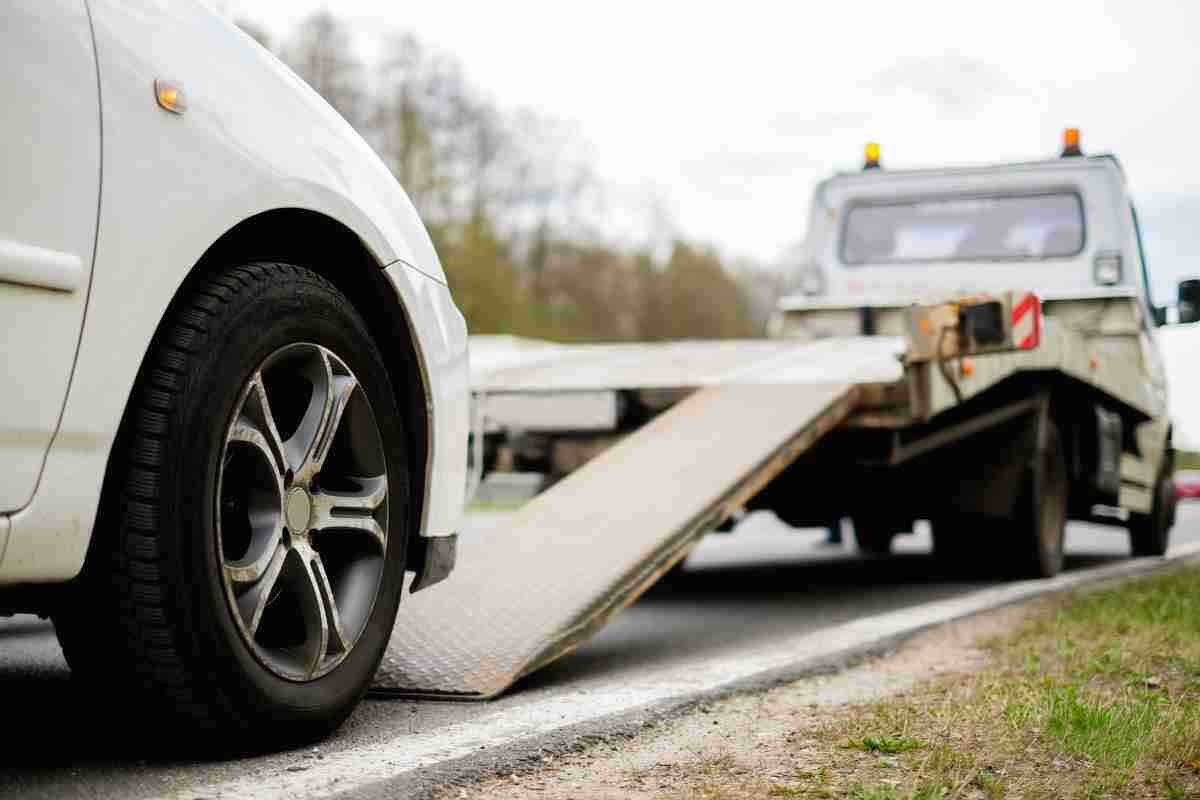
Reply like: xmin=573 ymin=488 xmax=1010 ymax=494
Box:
xmin=842 ymin=192 xmax=1085 ymax=265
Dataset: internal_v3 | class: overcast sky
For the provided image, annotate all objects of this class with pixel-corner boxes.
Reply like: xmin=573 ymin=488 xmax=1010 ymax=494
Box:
xmin=228 ymin=0 xmax=1200 ymax=301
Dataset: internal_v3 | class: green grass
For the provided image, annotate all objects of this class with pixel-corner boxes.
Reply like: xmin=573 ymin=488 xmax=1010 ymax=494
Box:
xmin=643 ymin=565 xmax=1200 ymax=799
xmin=1043 ymin=685 xmax=1160 ymax=768
xmin=843 ymin=736 xmax=925 ymax=755
xmin=1175 ymin=450 xmax=1200 ymax=470
xmin=888 ymin=565 xmax=1200 ymax=795
xmin=846 ymin=785 xmax=901 ymax=800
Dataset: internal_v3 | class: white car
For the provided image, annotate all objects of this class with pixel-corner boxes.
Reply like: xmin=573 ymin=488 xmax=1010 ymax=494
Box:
xmin=1 ymin=0 xmax=469 ymax=743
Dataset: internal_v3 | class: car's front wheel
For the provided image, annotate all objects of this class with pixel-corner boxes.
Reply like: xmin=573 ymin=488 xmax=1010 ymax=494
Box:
xmin=54 ymin=262 xmax=409 ymax=748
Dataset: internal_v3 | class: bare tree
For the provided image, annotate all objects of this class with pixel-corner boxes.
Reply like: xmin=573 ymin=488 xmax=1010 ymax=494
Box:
xmin=729 ymin=260 xmax=787 ymax=334
xmin=279 ymin=11 xmax=761 ymax=343
xmin=374 ymin=34 xmax=438 ymax=214
xmin=284 ymin=11 xmax=365 ymax=128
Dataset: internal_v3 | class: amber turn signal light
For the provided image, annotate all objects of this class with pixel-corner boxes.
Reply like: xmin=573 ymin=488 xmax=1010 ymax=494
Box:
xmin=155 ymin=79 xmax=187 ymax=114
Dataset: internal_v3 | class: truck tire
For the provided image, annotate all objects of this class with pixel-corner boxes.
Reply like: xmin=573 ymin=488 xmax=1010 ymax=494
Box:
xmin=1012 ymin=422 xmax=1068 ymax=579
xmin=53 ymin=262 xmax=410 ymax=749
xmin=852 ymin=517 xmax=895 ymax=555
xmin=1128 ymin=461 xmax=1175 ymax=557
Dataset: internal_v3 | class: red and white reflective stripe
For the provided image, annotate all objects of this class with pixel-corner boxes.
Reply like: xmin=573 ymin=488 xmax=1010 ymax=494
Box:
xmin=1011 ymin=292 xmax=1041 ymax=350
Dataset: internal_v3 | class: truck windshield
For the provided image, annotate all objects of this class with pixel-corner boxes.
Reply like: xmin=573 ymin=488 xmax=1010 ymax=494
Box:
xmin=842 ymin=192 xmax=1084 ymax=265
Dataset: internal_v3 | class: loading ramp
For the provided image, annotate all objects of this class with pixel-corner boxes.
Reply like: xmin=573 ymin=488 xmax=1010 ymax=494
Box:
xmin=370 ymin=334 xmax=912 ymax=696
xmin=374 ymin=380 xmax=858 ymax=696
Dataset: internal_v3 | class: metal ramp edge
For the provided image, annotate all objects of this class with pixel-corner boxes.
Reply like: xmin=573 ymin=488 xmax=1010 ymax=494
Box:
xmin=372 ymin=381 xmax=859 ymax=698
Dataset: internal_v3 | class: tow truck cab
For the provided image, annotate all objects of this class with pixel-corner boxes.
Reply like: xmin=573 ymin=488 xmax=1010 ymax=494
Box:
xmin=771 ymin=131 xmax=1164 ymax=338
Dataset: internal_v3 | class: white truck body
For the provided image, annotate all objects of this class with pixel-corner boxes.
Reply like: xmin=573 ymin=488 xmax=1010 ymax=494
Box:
xmin=771 ymin=154 xmax=1170 ymax=513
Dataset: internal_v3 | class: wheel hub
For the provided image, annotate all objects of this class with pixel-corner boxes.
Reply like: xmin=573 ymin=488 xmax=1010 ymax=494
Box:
xmin=284 ymin=486 xmax=314 ymax=536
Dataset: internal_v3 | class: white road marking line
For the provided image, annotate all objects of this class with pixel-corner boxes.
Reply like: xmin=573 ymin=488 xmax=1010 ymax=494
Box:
xmin=156 ymin=543 xmax=1200 ymax=800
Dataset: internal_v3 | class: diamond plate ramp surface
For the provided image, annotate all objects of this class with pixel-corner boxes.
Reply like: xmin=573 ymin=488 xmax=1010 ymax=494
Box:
xmin=373 ymin=381 xmax=857 ymax=697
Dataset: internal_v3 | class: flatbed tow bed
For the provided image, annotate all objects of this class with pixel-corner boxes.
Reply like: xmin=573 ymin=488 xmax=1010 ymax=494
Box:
xmin=374 ymin=342 xmax=872 ymax=696
xmin=372 ymin=289 xmax=1165 ymax=696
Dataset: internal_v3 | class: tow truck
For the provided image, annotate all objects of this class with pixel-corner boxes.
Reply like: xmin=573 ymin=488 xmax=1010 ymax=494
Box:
xmin=371 ymin=130 xmax=1186 ymax=698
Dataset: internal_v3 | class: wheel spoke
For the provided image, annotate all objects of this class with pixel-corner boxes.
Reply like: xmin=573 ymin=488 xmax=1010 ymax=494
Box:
xmin=246 ymin=374 xmax=288 ymax=477
xmin=290 ymin=352 xmax=357 ymax=483
xmin=229 ymin=541 xmax=287 ymax=637
xmin=309 ymin=554 xmax=349 ymax=657
xmin=285 ymin=542 xmax=351 ymax=678
xmin=310 ymin=474 xmax=388 ymax=551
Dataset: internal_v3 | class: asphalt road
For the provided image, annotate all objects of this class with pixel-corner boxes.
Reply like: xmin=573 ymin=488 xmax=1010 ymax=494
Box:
xmin=2 ymin=504 xmax=1197 ymax=799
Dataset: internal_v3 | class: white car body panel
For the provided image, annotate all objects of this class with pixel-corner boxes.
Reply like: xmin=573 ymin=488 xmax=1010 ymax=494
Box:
xmin=0 ymin=0 xmax=101 ymax=512
xmin=0 ymin=0 xmax=468 ymax=583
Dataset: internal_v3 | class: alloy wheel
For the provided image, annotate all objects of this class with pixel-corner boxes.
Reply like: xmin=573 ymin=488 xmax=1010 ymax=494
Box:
xmin=217 ymin=343 xmax=389 ymax=681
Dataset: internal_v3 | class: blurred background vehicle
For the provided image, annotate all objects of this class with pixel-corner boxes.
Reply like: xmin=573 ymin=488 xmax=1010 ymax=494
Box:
xmin=1175 ymin=470 xmax=1200 ymax=500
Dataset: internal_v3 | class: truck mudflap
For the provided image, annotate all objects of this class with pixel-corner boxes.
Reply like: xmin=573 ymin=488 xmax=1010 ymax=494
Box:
xmin=372 ymin=380 xmax=858 ymax=696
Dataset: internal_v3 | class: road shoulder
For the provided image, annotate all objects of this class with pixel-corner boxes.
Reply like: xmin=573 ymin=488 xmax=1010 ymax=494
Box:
xmin=434 ymin=601 xmax=1036 ymax=799
xmin=442 ymin=565 xmax=1200 ymax=799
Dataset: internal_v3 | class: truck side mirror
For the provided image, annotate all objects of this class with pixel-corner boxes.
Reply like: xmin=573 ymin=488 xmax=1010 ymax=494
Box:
xmin=1179 ymin=279 xmax=1200 ymax=325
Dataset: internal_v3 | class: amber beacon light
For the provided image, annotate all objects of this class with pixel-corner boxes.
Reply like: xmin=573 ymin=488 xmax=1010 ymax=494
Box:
xmin=863 ymin=141 xmax=881 ymax=170
xmin=1061 ymin=127 xmax=1082 ymax=157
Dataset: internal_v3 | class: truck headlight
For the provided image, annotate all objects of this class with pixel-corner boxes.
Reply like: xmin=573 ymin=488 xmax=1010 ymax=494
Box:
xmin=798 ymin=266 xmax=826 ymax=296
xmin=1093 ymin=251 xmax=1123 ymax=286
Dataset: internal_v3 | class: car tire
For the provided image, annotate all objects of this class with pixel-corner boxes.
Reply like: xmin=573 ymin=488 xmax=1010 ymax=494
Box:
xmin=1129 ymin=457 xmax=1175 ymax=558
xmin=54 ymin=261 xmax=409 ymax=749
xmin=1011 ymin=421 xmax=1068 ymax=579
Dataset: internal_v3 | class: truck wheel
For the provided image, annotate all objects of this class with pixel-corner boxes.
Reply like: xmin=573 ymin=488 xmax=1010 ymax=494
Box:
xmin=1128 ymin=463 xmax=1175 ymax=557
xmin=852 ymin=517 xmax=895 ymax=555
xmin=1012 ymin=422 xmax=1068 ymax=579
xmin=53 ymin=262 xmax=409 ymax=749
